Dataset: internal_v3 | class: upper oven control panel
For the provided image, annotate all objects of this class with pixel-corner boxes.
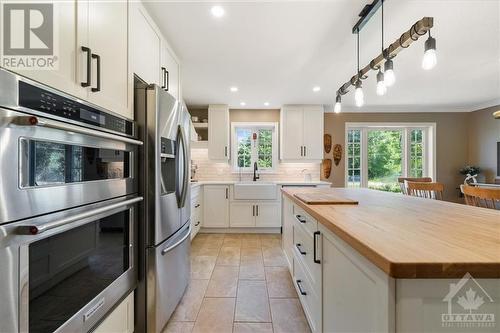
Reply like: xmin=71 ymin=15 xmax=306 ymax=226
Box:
xmin=18 ymin=81 xmax=133 ymax=136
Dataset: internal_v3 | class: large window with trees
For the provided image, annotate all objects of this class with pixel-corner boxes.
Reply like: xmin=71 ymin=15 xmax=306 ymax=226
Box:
xmin=232 ymin=122 xmax=278 ymax=172
xmin=345 ymin=123 xmax=435 ymax=192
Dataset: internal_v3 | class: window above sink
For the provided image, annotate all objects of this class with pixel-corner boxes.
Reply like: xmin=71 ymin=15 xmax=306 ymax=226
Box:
xmin=231 ymin=122 xmax=278 ymax=173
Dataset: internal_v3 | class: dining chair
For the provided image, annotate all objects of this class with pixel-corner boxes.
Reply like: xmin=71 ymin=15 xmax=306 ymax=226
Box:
xmin=406 ymin=181 xmax=444 ymax=200
xmin=397 ymin=177 xmax=432 ymax=195
xmin=461 ymin=185 xmax=500 ymax=210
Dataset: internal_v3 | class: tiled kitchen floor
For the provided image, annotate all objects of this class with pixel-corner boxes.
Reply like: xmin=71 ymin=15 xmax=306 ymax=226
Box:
xmin=163 ymin=233 xmax=311 ymax=333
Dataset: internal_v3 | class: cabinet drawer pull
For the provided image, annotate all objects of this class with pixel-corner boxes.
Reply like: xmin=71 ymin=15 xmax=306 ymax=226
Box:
xmin=295 ymin=243 xmax=306 ymax=255
xmin=295 ymin=215 xmax=306 ymax=224
xmin=313 ymin=231 xmax=321 ymax=264
xmin=91 ymin=53 xmax=101 ymax=92
xmin=296 ymin=280 xmax=307 ymax=295
xmin=195 ymin=221 xmax=200 ymax=226
xmin=300 ymin=146 xmax=303 ymax=157
xmin=81 ymin=46 xmax=92 ymax=87
xmin=303 ymin=146 xmax=307 ymax=156
xmin=256 ymin=205 xmax=259 ymax=216
xmin=225 ymin=188 xmax=229 ymax=199
xmin=195 ymin=204 xmax=200 ymax=208
xmin=165 ymin=69 xmax=170 ymax=91
xmin=252 ymin=205 xmax=255 ymax=216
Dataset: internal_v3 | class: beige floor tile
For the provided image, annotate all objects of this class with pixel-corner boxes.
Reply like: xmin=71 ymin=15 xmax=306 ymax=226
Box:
xmin=239 ymin=260 xmax=266 ymax=280
xmin=205 ymin=266 xmax=239 ymax=297
xmin=235 ymin=280 xmax=271 ymax=322
xmin=163 ymin=321 xmax=195 ymax=333
xmin=259 ymin=233 xmax=281 ymax=240
xmin=270 ymin=298 xmax=311 ymax=333
xmin=261 ymin=238 xmax=281 ymax=248
xmin=216 ymin=246 xmax=241 ymax=266
xmin=265 ymin=266 xmax=297 ymax=298
xmin=223 ymin=237 xmax=242 ymax=247
xmin=170 ymin=279 xmax=209 ymax=322
xmin=191 ymin=246 xmax=220 ymax=257
xmin=191 ymin=256 xmax=217 ymax=279
xmin=233 ymin=323 xmax=273 ymax=333
xmin=262 ymin=247 xmax=287 ymax=267
xmin=241 ymin=237 xmax=262 ymax=248
xmin=192 ymin=298 xmax=235 ymax=333
xmin=241 ymin=247 xmax=263 ymax=261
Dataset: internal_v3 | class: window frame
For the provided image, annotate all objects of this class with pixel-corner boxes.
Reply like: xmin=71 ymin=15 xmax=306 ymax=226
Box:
xmin=231 ymin=122 xmax=279 ymax=173
xmin=344 ymin=122 xmax=436 ymax=188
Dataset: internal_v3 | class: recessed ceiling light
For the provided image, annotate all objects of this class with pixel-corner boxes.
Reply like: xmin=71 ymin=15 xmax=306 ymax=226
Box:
xmin=312 ymin=86 xmax=321 ymax=92
xmin=264 ymin=102 xmax=270 ymax=106
xmin=211 ymin=6 xmax=225 ymax=18
xmin=240 ymin=102 xmax=246 ymax=106
xmin=230 ymin=86 xmax=238 ymax=92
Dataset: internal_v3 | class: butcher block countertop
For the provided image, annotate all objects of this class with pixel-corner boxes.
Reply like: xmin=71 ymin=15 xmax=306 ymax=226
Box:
xmin=282 ymin=187 xmax=500 ymax=279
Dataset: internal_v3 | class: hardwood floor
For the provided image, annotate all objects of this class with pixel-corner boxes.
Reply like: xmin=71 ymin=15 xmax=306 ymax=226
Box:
xmin=163 ymin=233 xmax=311 ymax=333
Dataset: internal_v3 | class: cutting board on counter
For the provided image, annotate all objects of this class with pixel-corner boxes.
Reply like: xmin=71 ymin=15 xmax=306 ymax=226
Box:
xmin=294 ymin=191 xmax=359 ymax=205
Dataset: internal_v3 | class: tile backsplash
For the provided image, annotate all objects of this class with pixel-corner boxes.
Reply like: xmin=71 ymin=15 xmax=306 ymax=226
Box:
xmin=191 ymin=148 xmax=321 ymax=182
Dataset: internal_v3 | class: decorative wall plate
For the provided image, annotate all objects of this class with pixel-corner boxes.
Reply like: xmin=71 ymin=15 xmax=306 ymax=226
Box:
xmin=333 ymin=144 xmax=342 ymax=166
xmin=324 ymin=134 xmax=332 ymax=153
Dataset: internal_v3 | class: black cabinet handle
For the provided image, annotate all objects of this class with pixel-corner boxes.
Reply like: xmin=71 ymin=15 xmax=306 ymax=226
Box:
xmin=313 ymin=231 xmax=321 ymax=264
xmin=81 ymin=46 xmax=91 ymax=87
xmin=225 ymin=188 xmax=228 ymax=199
xmin=296 ymin=280 xmax=307 ymax=295
xmin=194 ymin=204 xmax=200 ymax=208
xmin=300 ymin=146 xmax=303 ymax=157
xmin=256 ymin=205 xmax=259 ymax=216
xmin=165 ymin=69 xmax=169 ymax=91
xmin=161 ymin=67 xmax=166 ymax=89
xmin=224 ymin=146 xmax=228 ymax=157
xmin=295 ymin=215 xmax=306 ymax=224
xmin=295 ymin=243 xmax=306 ymax=255
xmin=304 ymin=146 xmax=307 ymax=157
xmin=195 ymin=221 xmax=200 ymax=226
xmin=252 ymin=205 xmax=255 ymax=217
xmin=91 ymin=54 xmax=100 ymax=92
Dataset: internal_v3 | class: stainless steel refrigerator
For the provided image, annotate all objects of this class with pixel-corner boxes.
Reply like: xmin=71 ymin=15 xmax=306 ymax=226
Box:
xmin=135 ymin=79 xmax=191 ymax=333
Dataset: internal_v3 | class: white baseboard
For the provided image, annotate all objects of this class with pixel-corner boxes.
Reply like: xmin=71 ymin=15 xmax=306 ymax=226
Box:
xmin=199 ymin=227 xmax=281 ymax=234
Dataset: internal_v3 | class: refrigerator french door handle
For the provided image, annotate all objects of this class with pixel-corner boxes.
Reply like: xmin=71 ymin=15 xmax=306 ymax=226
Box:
xmin=179 ymin=125 xmax=189 ymax=208
xmin=175 ymin=126 xmax=183 ymax=206
xmin=161 ymin=223 xmax=191 ymax=255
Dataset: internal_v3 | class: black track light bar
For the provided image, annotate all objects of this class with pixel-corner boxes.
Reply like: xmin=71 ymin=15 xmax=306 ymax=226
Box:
xmin=337 ymin=16 xmax=433 ymax=96
xmin=352 ymin=0 xmax=385 ymax=34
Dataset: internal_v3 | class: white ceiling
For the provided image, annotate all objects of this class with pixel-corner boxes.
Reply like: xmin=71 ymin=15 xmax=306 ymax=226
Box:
xmin=144 ymin=0 xmax=500 ymax=112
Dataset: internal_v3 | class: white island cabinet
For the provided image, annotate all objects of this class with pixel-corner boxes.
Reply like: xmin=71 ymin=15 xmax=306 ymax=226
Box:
xmin=281 ymin=188 xmax=500 ymax=333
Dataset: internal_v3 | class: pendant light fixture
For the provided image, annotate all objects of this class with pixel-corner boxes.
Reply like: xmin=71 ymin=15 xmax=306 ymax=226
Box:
xmin=334 ymin=94 xmax=342 ymax=113
xmin=422 ymin=30 xmax=437 ymax=70
xmin=376 ymin=0 xmax=387 ymax=96
xmin=354 ymin=29 xmax=364 ymax=107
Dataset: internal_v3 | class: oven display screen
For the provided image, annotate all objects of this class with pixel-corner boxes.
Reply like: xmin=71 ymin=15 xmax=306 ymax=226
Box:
xmin=80 ymin=108 xmax=105 ymax=125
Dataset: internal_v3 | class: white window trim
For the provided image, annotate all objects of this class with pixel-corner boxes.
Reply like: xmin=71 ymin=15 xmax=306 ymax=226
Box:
xmin=231 ymin=122 xmax=279 ymax=173
xmin=344 ymin=122 xmax=436 ymax=187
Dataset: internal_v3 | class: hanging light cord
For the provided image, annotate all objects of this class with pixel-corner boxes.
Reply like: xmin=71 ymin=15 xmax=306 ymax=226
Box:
xmin=381 ymin=0 xmax=384 ymax=53
xmin=357 ymin=28 xmax=360 ymax=75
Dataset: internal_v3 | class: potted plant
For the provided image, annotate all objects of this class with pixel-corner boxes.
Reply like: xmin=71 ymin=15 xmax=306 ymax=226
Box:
xmin=459 ymin=165 xmax=481 ymax=184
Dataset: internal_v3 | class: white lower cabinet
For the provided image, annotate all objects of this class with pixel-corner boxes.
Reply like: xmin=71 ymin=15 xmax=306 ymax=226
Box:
xmin=229 ymin=201 xmax=280 ymax=228
xmin=94 ymin=292 xmax=134 ymax=333
xmin=230 ymin=202 xmax=255 ymax=227
xmin=203 ymin=185 xmax=229 ymax=228
xmin=282 ymin=195 xmax=393 ymax=333
xmin=190 ymin=186 xmax=202 ymax=239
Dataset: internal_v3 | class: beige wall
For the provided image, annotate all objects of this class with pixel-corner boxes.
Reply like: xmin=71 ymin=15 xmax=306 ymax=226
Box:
xmin=230 ymin=109 xmax=280 ymax=122
xmin=323 ymin=112 xmax=470 ymax=202
xmin=467 ymin=105 xmax=500 ymax=183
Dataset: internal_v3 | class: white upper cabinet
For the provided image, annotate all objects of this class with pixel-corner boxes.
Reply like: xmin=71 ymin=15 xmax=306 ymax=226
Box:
xmin=280 ymin=105 xmax=324 ymax=161
xmin=6 ymin=0 xmax=83 ymax=98
xmin=130 ymin=2 xmax=161 ymax=85
xmin=208 ymin=105 xmax=230 ymax=161
xmin=160 ymin=42 xmax=180 ymax=100
xmin=83 ymin=0 xmax=130 ymax=118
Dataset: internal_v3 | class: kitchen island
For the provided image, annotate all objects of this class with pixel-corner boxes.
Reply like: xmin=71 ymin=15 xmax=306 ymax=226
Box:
xmin=281 ymin=187 xmax=500 ymax=333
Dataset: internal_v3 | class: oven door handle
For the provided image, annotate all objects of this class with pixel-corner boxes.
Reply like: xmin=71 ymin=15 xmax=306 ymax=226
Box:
xmin=17 ymin=196 xmax=143 ymax=235
xmin=9 ymin=115 xmax=143 ymax=146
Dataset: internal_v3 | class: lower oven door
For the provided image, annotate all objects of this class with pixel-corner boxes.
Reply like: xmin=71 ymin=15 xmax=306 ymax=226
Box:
xmin=147 ymin=222 xmax=191 ymax=333
xmin=0 ymin=195 xmax=141 ymax=333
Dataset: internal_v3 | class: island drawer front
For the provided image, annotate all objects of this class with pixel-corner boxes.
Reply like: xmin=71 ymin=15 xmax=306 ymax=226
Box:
xmin=293 ymin=251 xmax=321 ymax=333
xmin=293 ymin=221 xmax=321 ymax=293
xmin=293 ymin=204 xmax=318 ymax=235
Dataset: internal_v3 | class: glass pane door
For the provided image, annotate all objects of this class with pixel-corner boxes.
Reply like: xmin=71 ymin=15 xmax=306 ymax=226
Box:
xmin=28 ymin=211 xmax=131 ymax=333
xmin=367 ymin=130 xmax=403 ymax=192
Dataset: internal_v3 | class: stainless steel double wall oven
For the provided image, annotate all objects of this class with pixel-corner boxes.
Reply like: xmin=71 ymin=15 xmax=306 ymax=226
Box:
xmin=0 ymin=69 xmax=142 ymax=333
